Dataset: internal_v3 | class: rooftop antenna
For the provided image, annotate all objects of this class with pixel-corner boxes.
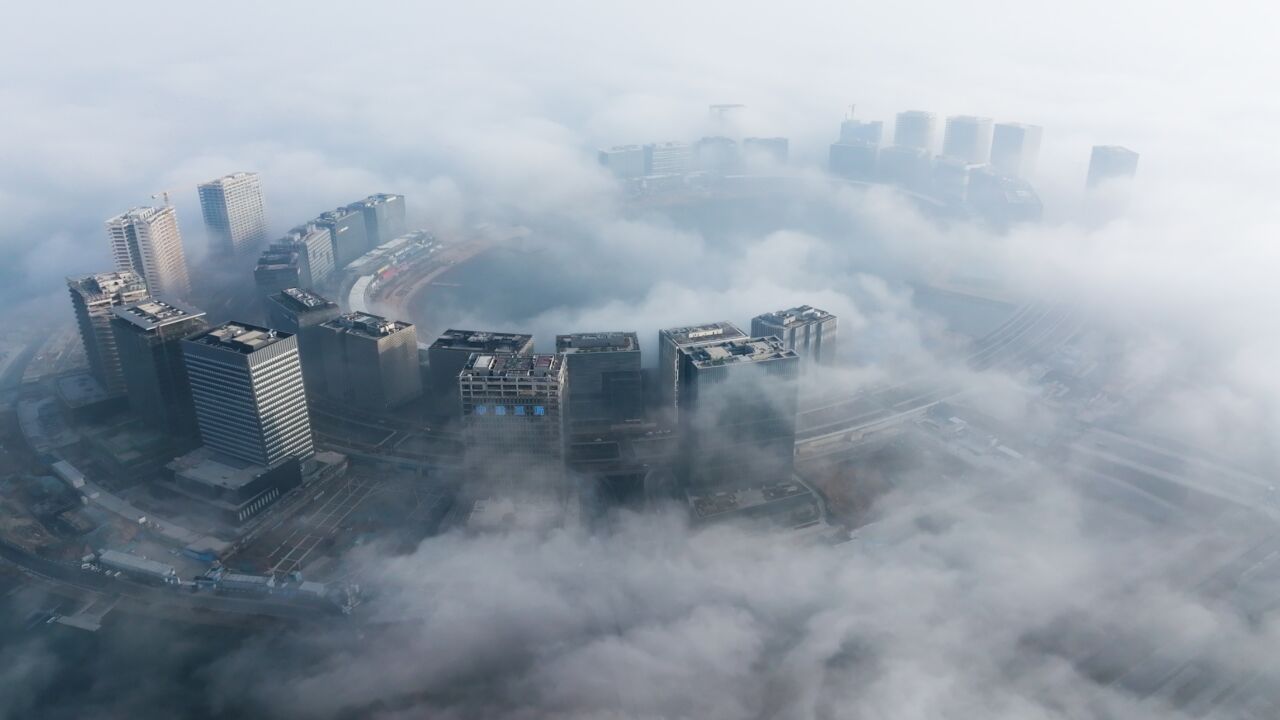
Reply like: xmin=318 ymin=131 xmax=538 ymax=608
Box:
xmin=846 ymin=103 xmax=857 ymax=120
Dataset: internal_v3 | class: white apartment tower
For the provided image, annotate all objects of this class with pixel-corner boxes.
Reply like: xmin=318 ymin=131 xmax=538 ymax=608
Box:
xmin=199 ymin=171 xmax=268 ymax=256
xmin=105 ymin=206 xmax=192 ymax=299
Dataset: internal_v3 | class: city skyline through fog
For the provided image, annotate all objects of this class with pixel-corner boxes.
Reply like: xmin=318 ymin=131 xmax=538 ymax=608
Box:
xmin=2 ymin=2 xmax=1280 ymax=719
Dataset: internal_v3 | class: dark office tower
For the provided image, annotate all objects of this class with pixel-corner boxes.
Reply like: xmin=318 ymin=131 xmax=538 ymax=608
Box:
xmin=942 ymin=115 xmax=994 ymax=164
xmin=314 ymin=206 xmax=370 ymax=270
xmin=829 ymin=141 xmax=879 ymax=181
xmin=878 ymin=144 xmax=933 ymax=191
xmin=198 ymin=171 xmax=268 ymax=256
xmin=349 ymin=194 xmax=407 ymax=248
xmin=751 ymin=306 xmax=838 ymax=364
xmin=265 ymin=288 xmax=341 ymax=394
xmin=644 ymin=142 xmax=694 ymax=175
xmin=427 ymin=330 xmax=535 ymax=413
xmin=318 ymin=312 xmax=422 ymax=410
xmin=677 ymin=337 xmax=800 ymax=489
xmin=555 ymin=332 xmax=642 ymax=431
xmin=253 ymin=247 xmax=304 ymax=306
xmin=894 ymin=110 xmax=937 ymax=151
xmin=105 ymin=206 xmax=192 ymax=299
xmin=657 ymin=321 xmax=746 ymax=417
xmin=696 ymin=136 xmax=741 ymax=173
xmin=68 ymin=271 xmax=151 ymax=396
xmin=598 ymin=146 xmax=647 ymax=179
xmin=1086 ymin=145 xmax=1140 ymax=188
xmin=990 ymin=123 xmax=1043 ymax=178
xmin=110 ymin=298 xmax=208 ymax=437
xmin=840 ymin=118 xmax=883 ymax=145
xmin=279 ymin=224 xmax=335 ymax=288
xmin=182 ymin=322 xmax=313 ymax=466
xmin=460 ymin=353 xmax=567 ymax=478
xmin=742 ymin=137 xmax=789 ymax=165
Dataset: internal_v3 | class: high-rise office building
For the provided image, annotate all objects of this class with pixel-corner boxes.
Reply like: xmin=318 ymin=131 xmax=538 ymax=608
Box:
xmin=751 ymin=306 xmax=838 ymax=364
xmin=742 ymin=137 xmax=789 ymax=165
xmin=598 ymin=146 xmax=647 ymax=179
xmin=644 ymin=142 xmax=693 ymax=175
xmin=105 ymin=206 xmax=192 ymax=299
xmin=254 ymin=246 xmax=304 ymax=305
xmin=460 ymin=353 xmax=567 ymax=477
xmin=829 ymin=141 xmax=879 ymax=182
xmin=427 ymin=329 xmax=535 ymax=412
xmin=840 ymin=118 xmax=883 ymax=145
xmin=878 ymin=144 xmax=933 ymax=191
xmin=555 ymin=332 xmax=642 ymax=431
xmin=198 ymin=171 xmax=268 ymax=256
xmin=182 ymin=322 xmax=314 ymax=467
xmin=990 ymin=123 xmax=1043 ymax=178
xmin=657 ymin=321 xmax=746 ymax=416
xmin=278 ymin=224 xmax=335 ymax=288
xmin=677 ymin=337 xmax=800 ymax=489
xmin=110 ymin=298 xmax=208 ymax=437
xmin=1086 ymin=145 xmax=1140 ymax=188
xmin=894 ymin=110 xmax=937 ymax=151
xmin=942 ymin=115 xmax=994 ymax=164
xmin=314 ymin=206 xmax=370 ymax=270
xmin=348 ymin=194 xmax=407 ymax=248
xmin=265 ymin=288 xmax=341 ymax=394
xmin=68 ymin=271 xmax=151 ymax=396
xmin=317 ymin=312 xmax=422 ymax=410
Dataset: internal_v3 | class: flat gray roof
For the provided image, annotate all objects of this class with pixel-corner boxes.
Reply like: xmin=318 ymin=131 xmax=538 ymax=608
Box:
xmin=430 ymin=329 xmax=533 ymax=353
xmin=753 ymin=305 xmax=834 ymax=327
xmin=323 ymin=311 xmax=413 ymax=338
xmin=555 ymin=331 xmax=639 ymax=354
xmin=168 ymin=446 xmax=266 ymax=489
xmin=462 ymin=353 xmax=562 ymax=378
xmin=112 ymin=298 xmax=206 ymax=331
xmin=186 ymin=321 xmax=293 ymax=355
xmin=274 ymin=287 xmax=337 ymax=312
xmin=660 ymin=321 xmax=745 ymax=347
xmin=682 ymin=337 xmax=797 ymax=369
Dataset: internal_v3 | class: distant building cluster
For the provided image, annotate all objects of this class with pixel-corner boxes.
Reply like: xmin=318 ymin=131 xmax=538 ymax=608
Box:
xmin=824 ymin=106 xmax=1138 ymax=226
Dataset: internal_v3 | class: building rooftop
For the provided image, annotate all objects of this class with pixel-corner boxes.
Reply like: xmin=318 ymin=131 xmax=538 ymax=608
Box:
xmin=948 ymin=115 xmax=992 ymax=124
xmin=322 ymin=311 xmax=413 ymax=338
xmin=682 ymin=337 xmax=798 ymax=369
xmin=112 ymin=298 xmax=206 ymax=331
xmin=315 ymin=206 xmax=362 ymax=223
xmin=462 ymin=353 xmax=563 ymax=379
xmin=274 ymin=287 xmax=337 ymax=313
xmin=555 ymin=331 xmax=639 ymax=354
xmin=754 ymin=305 xmax=834 ymax=327
xmin=106 ymin=206 xmax=171 ymax=224
xmin=68 ymin=271 xmax=147 ymax=300
xmin=347 ymin=193 xmax=403 ymax=209
xmin=601 ymin=145 xmax=642 ymax=153
xmin=186 ymin=322 xmax=293 ymax=355
xmin=661 ymin=321 xmax=745 ymax=347
xmin=167 ymin=446 xmax=266 ymax=490
xmin=198 ymin=171 xmax=257 ymax=188
xmin=430 ymin=329 xmax=533 ymax=353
